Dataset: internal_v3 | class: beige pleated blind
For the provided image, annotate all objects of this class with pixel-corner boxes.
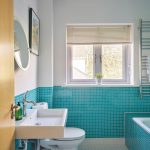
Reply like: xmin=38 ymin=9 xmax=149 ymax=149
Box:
xmin=67 ymin=25 xmax=132 ymax=44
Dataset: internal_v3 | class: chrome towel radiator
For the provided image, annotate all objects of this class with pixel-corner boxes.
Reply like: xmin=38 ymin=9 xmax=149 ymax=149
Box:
xmin=140 ymin=19 xmax=150 ymax=97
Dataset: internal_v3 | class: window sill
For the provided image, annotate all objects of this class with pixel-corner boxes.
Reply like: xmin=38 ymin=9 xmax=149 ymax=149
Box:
xmin=62 ymin=84 xmax=139 ymax=88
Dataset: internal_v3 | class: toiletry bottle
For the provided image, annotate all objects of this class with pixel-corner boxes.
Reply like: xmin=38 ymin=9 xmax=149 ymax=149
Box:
xmin=15 ymin=102 xmax=23 ymax=120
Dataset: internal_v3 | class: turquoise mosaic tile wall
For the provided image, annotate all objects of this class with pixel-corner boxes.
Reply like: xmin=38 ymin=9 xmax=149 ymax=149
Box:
xmin=15 ymin=87 xmax=53 ymax=108
xmin=15 ymin=88 xmax=38 ymax=108
xmin=53 ymin=86 xmax=150 ymax=138
xmin=15 ymin=140 xmax=37 ymax=150
xmin=15 ymin=87 xmax=53 ymax=150
xmin=15 ymin=86 xmax=150 ymax=142
xmin=125 ymin=113 xmax=150 ymax=150
xmin=37 ymin=87 xmax=53 ymax=108
xmin=15 ymin=89 xmax=38 ymax=150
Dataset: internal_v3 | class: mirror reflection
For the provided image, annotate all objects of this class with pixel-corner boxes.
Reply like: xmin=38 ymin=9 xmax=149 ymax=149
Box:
xmin=14 ymin=20 xmax=30 ymax=70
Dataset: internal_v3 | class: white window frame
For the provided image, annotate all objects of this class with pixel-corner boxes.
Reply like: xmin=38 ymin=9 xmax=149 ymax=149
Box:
xmin=67 ymin=44 xmax=131 ymax=85
xmin=98 ymin=44 xmax=131 ymax=84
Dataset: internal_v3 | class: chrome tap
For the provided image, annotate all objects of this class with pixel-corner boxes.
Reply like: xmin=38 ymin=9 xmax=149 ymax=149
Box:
xmin=23 ymin=90 xmax=36 ymax=117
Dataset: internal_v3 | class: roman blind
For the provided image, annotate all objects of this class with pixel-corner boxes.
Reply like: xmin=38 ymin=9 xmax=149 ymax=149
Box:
xmin=67 ymin=25 xmax=132 ymax=44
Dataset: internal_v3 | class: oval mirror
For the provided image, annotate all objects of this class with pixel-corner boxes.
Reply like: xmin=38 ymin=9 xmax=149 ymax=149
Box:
xmin=14 ymin=20 xmax=30 ymax=70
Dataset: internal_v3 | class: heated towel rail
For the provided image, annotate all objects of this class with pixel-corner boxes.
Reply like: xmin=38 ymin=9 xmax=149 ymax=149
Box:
xmin=140 ymin=19 xmax=150 ymax=97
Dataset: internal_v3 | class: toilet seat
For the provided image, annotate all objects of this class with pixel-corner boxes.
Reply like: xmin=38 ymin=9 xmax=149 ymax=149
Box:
xmin=53 ymin=127 xmax=85 ymax=141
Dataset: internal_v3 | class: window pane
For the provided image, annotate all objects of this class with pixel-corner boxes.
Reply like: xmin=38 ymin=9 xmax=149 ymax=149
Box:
xmin=102 ymin=45 xmax=123 ymax=79
xmin=72 ymin=45 xmax=94 ymax=79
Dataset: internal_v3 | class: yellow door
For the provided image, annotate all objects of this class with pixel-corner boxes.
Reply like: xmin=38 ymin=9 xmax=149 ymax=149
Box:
xmin=0 ymin=0 xmax=15 ymax=150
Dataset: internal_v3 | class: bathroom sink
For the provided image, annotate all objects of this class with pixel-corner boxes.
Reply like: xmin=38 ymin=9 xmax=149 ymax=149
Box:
xmin=15 ymin=109 xmax=68 ymax=139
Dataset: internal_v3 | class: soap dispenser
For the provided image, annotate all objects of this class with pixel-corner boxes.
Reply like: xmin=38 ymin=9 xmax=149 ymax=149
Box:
xmin=15 ymin=102 xmax=23 ymax=120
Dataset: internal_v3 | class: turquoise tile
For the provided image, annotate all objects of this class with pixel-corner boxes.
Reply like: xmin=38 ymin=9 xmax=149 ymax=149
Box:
xmin=15 ymin=86 xmax=150 ymax=150
xmin=125 ymin=113 xmax=150 ymax=150
xmin=15 ymin=89 xmax=38 ymax=108
xmin=53 ymin=86 xmax=150 ymax=138
xmin=37 ymin=87 xmax=53 ymax=108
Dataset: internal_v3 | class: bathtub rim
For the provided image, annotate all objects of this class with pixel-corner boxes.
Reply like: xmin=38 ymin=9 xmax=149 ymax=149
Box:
xmin=133 ymin=117 xmax=150 ymax=134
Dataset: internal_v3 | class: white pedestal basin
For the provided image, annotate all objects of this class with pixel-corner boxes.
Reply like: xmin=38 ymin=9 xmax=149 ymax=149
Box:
xmin=15 ymin=109 xmax=68 ymax=139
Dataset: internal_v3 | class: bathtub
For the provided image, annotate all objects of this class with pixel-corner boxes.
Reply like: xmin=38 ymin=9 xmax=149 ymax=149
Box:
xmin=133 ymin=118 xmax=150 ymax=134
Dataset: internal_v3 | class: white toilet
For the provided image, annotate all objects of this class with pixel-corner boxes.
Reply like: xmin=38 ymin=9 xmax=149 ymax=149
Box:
xmin=40 ymin=127 xmax=85 ymax=150
xmin=32 ymin=102 xmax=85 ymax=150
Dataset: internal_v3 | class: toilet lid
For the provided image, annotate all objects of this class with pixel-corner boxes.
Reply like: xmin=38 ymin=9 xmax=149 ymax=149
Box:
xmin=55 ymin=127 xmax=85 ymax=141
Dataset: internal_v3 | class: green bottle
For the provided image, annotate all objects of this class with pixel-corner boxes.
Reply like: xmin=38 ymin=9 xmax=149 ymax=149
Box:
xmin=15 ymin=102 xmax=23 ymax=120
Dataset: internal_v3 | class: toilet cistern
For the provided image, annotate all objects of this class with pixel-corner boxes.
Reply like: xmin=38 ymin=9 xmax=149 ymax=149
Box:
xmin=23 ymin=90 xmax=36 ymax=117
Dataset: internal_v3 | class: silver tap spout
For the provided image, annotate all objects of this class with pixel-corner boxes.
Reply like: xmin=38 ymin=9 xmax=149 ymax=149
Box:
xmin=23 ymin=90 xmax=36 ymax=117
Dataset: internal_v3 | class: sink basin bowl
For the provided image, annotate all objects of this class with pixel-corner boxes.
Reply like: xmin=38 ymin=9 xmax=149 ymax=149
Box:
xmin=15 ymin=109 xmax=68 ymax=139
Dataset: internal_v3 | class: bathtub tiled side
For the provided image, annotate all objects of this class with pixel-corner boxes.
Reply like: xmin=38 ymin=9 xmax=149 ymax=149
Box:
xmin=125 ymin=113 xmax=150 ymax=150
xmin=133 ymin=120 xmax=150 ymax=150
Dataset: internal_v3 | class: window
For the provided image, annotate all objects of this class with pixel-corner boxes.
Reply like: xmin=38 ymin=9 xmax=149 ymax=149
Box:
xmin=72 ymin=45 xmax=94 ymax=80
xmin=67 ymin=25 xmax=132 ymax=84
